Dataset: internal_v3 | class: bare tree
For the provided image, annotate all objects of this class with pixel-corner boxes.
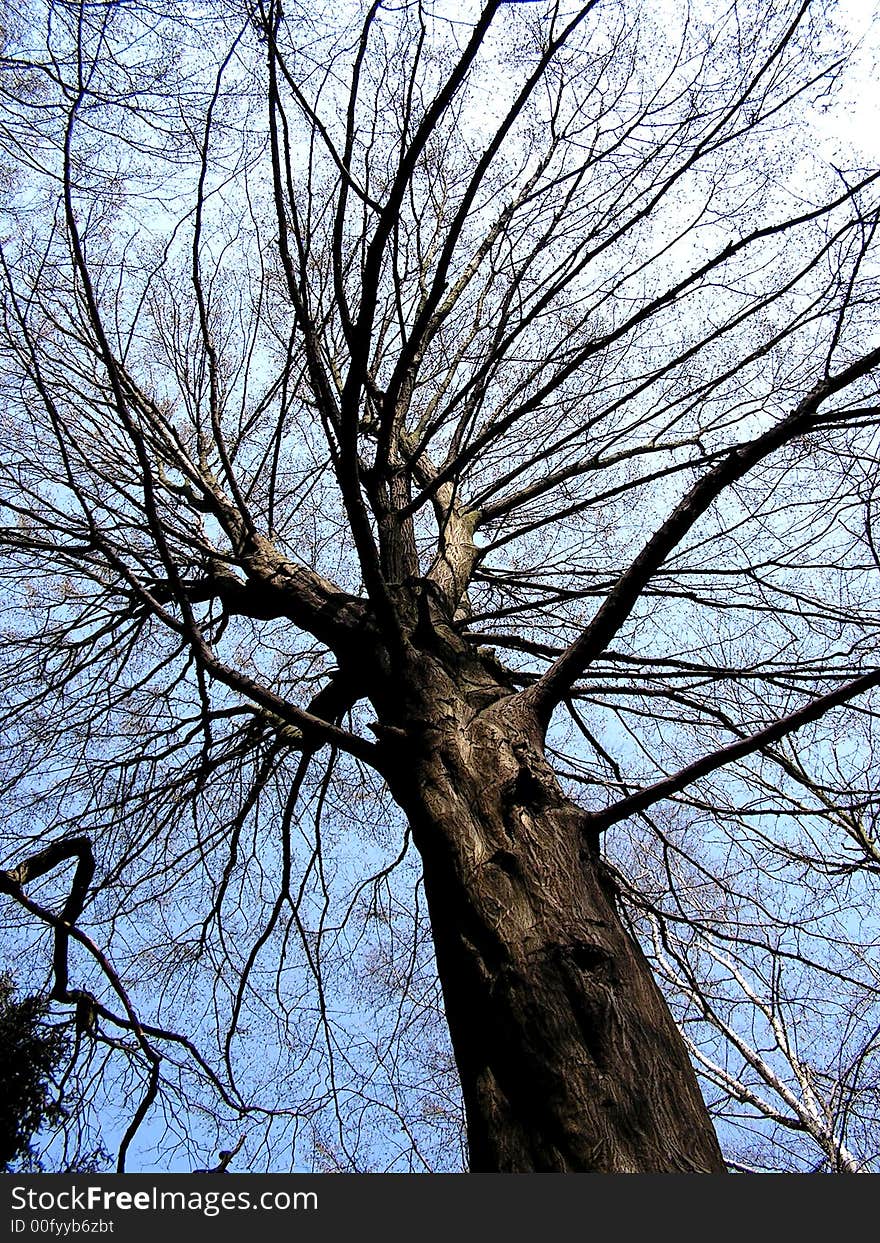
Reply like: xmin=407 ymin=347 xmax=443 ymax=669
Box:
xmin=1 ymin=0 xmax=879 ymax=1172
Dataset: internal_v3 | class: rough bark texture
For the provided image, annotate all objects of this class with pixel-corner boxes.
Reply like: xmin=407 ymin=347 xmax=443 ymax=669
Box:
xmin=378 ymin=607 xmax=726 ymax=1173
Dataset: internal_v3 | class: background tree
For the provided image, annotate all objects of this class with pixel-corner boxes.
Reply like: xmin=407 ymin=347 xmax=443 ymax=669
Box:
xmin=0 ymin=0 xmax=879 ymax=1172
xmin=0 ymin=971 xmax=68 ymax=1171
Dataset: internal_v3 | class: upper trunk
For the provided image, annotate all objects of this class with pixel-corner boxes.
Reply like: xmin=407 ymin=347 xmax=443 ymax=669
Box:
xmin=377 ymin=617 xmax=726 ymax=1173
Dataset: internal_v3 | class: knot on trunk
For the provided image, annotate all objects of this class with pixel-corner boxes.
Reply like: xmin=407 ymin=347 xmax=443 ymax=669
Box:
xmin=499 ymin=755 xmax=558 ymax=840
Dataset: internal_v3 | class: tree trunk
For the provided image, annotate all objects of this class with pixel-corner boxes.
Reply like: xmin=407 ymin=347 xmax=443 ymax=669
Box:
xmin=383 ymin=644 xmax=726 ymax=1173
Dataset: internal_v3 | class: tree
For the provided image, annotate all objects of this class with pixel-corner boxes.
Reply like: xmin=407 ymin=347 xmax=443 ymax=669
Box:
xmin=1 ymin=0 xmax=879 ymax=1173
xmin=0 ymin=972 xmax=68 ymax=1171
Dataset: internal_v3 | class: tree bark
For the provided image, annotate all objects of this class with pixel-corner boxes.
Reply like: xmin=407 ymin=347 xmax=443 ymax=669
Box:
xmin=382 ymin=635 xmax=726 ymax=1173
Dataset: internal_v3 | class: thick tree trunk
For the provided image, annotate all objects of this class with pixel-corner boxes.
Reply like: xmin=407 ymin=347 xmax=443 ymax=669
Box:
xmin=383 ymin=645 xmax=726 ymax=1173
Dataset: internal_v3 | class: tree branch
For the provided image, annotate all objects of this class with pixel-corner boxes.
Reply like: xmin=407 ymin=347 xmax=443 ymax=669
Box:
xmin=150 ymin=543 xmax=374 ymax=655
xmin=522 ymin=344 xmax=880 ymax=725
xmin=588 ymin=663 xmax=880 ymax=833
